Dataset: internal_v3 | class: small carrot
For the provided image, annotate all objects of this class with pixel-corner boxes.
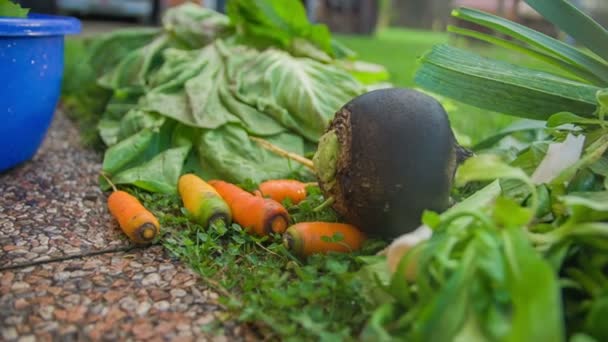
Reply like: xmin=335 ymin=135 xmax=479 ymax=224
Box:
xmin=283 ymin=222 xmax=367 ymax=257
xmin=178 ymin=174 xmax=232 ymax=227
xmin=209 ymin=180 xmax=289 ymax=236
xmin=258 ymin=179 xmax=310 ymax=204
xmin=102 ymin=173 xmax=160 ymax=244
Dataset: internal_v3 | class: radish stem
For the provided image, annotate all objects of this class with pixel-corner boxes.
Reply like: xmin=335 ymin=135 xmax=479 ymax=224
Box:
xmin=249 ymin=136 xmax=316 ymax=171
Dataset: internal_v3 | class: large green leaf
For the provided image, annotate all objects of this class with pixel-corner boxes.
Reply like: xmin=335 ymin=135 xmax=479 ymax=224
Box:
xmin=416 ymin=45 xmax=599 ymax=120
xmin=87 ymin=28 xmax=161 ymax=79
xmin=98 ymin=35 xmax=169 ymax=92
xmin=142 ymin=43 xmax=285 ymax=136
xmin=524 ymin=0 xmax=608 ymax=62
xmin=111 ymin=145 xmax=191 ymax=194
xmin=98 ymin=109 xmax=166 ymax=147
xmin=447 ymin=26 xmax=602 ymax=84
xmin=226 ymin=0 xmax=332 ymax=58
xmin=102 ymin=129 xmax=155 ymax=175
xmin=233 ymin=49 xmax=363 ymax=141
xmin=452 ymin=7 xmax=608 ymax=85
xmin=197 ymin=124 xmax=311 ymax=184
xmin=162 ymin=3 xmax=232 ymax=49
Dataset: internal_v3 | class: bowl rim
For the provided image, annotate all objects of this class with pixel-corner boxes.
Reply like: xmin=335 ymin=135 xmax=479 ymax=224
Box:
xmin=0 ymin=13 xmax=81 ymax=37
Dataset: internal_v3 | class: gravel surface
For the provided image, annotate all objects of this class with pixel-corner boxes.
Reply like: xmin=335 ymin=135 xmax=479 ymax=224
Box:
xmin=0 ymin=112 xmax=128 ymax=269
xmin=0 ymin=247 xmax=250 ymax=341
xmin=0 ymin=112 xmax=255 ymax=341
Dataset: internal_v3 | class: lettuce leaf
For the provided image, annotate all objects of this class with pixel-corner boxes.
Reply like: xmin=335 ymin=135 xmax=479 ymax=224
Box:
xmin=226 ymin=0 xmax=332 ymax=59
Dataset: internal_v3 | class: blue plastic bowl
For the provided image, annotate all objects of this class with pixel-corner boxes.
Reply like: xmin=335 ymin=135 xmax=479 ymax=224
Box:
xmin=0 ymin=14 xmax=81 ymax=172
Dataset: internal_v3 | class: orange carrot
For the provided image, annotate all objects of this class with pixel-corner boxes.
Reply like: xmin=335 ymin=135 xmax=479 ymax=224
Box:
xmin=107 ymin=190 xmax=160 ymax=244
xmin=209 ymin=180 xmax=289 ymax=236
xmin=283 ymin=222 xmax=367 ymax=257
xmin=258 ymin=179 xmax=308 ymax=204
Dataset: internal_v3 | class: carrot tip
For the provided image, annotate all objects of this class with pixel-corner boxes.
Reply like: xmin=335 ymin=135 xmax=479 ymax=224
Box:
xmin=270 ymin=216 xmax=288 ymax=234
xmin=138 ymin=223 xmax=158 ymax=242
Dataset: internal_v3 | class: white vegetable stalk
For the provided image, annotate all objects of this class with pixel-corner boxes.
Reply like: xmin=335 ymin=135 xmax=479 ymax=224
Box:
xmin=531 ymin=133 xmax=585 ymax=184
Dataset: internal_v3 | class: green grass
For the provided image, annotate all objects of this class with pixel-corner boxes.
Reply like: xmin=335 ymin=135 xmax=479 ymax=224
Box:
xmin=133 ymin=186 xmax=387 ymax=340
xmin=334 ymin=28 xmax=547 ymax=146
xmin=335 ymin=28 xmax=448 ymax=88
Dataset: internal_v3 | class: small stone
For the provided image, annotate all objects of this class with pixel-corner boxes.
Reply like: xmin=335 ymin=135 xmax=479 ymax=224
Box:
xmin=78 ymin=279 xmax=92 ymax=290
xmin=103 ymin=291 xmax=122 ymax=303
xmin=82 ymin=259 xmax=101 ymax=269
xmin=173 ymin=335 xmax=193 ymax=342
xmin=2 ymin=327 xmax=17 ymax=340
xmin=31 ymin=246 xmax=48 ymax=253
xmin=105 ymin=307 xmax=126 ymax=324
xmin=54 ymin=309 xmax=67 ymax=321
xmin=39 ymin=306 xmax=55 ymax=320
xmin=149 ymin=289 xmax=170 ymax=301
xmin=158 ymin=264 xmax=174 ymax=272
xmin=14 ymin=298 xmax=28 ymax=310
xmin=47 ymin=287 xmax=62 ymax=296
xmin=111 ymin=279 xmax=127 ymax=288
xmin=1 ymin=272 xmax=15 ymax=285
xmin=154 ymin=322 xmax=175 ymax=335
xmin=153 ymin=300 xmax=170 ymax=311
xmin=142 ymin=273 xmax=160 ymax=286
xmin=171 ymin=289 xmax=187 ymax=298
xmin=136 ymin=301 xmax=151 ymax=316
xmin=53 ymin=272 xmax=71 ymax=282
xmin=24 ymin=252 xmax=38 ymax=259
xmin=129 ymin=261 xmax=143 ymax=268
xmin=143 ymin=266 xmax=156 ymax=273
xmin=3 ymin=245 xmax=19 ymax=252
xmin=21 ymin=266 xmax=35 ymax=273
xmin=64 ymin=294 xmax=80 ymax=305
xmin=37 ymin=321 xmax=59 ymax=332
xmin=11 ymin=282 xmax=30 ymax=291
xmin=176 ymin=323 xmax=190 ymax=331
xmin=119 ymin=297 xmax=138 ymax=312
xmin=65 ymin=306 xmax=87 ymax=323
xmin=203 ymin=290 xmax=219 ymax=300
xmin=132 ymin=323 xmax=155 ymax=340
xmin=195 ymin=314 xmax=215 ymax=326
xmin=17 ymin=335 xmax=36 ymax=342
xmin=36 ymin=296 xmax=54 ymax=306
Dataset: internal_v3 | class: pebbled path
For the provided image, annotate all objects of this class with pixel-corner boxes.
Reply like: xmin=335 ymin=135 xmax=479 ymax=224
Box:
xmin=0 ymin=112 xmax=254 ymax=341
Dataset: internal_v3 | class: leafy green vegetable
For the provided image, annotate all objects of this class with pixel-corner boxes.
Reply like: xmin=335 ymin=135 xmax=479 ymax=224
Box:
xmin=501 ymin=227 xmax=563 ymax=342
xmin=162 ymin=3 xmax=232 ymax=49
xmin=451 ymin=7 xmax=608 ymax=85
xmin=102 ymin=129 xmax=155 ymax=175
xmin=64 ymin=3 xmax=366 ymax=190
xmin=197 ymin=124 xmax=310 ymax=183
xmin=416 ymin=1 xmax=608 ymax=126
xmin=226 ymin=0 xmax=333 ymax=59
xmin=416 ymin=44 xmax=600 ymax=120
xmin=0 ymin=0 xmax=28 ymax=18
xmin=111 ymin=145 xmax=191 ymax=193
xmin=524 ymin=0 xmax=608 ymax=62
xmin=233 ymin=48 xmax=363 ymax=141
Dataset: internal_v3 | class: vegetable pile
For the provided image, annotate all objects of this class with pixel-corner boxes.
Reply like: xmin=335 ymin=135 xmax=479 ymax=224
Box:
xmin=63 ymin=1 xmax=391 ymax=191
xmin=365 ymin=0 xmax=608 ymax=340
xmin=63 ymin=0 xmax=608 ymax=340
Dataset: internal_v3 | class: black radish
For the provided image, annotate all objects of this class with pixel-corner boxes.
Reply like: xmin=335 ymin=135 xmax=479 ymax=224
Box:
xmin=313 ymin=88 xmax=471 ymax=239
